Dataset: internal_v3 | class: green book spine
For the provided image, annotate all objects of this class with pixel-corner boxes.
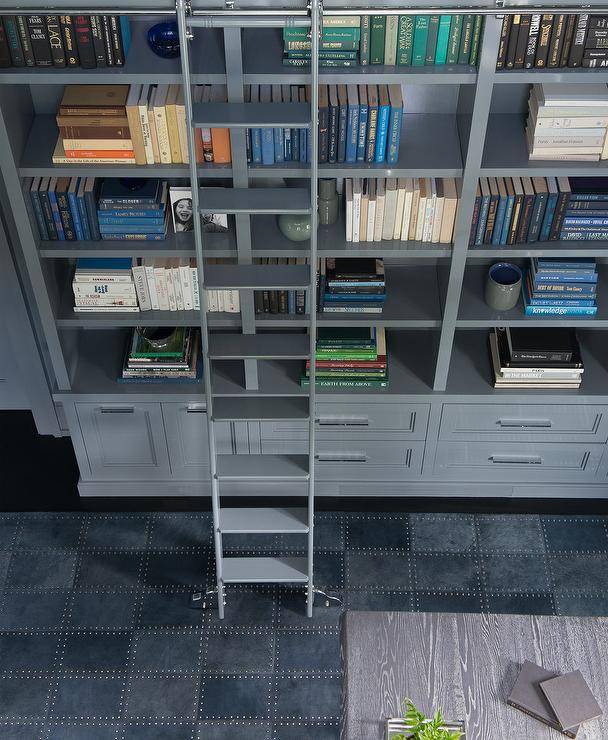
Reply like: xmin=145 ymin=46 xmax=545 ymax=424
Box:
xmin=301 ymin=376 xmax=389 ymax=388
xmin=286 ymin=50 xmax=359 ymax=59
xmin=360 ymin=15 xmax=370 ymax=65
xmin=282 ymin=58 xmax=357 ymax=66
xmin=469 ymin=15 xmax=483 ymax=65
xmin=284 ymin=40 xmax=359 ymax=51
xmin=458 ymin=14 xmax=475 ymax=64
xmin=425 ymin=15 xmax=440 ymax=64
xmin=446 ymin=14 xmax=463 ymax=64
xmin=396 ymin=15 xmax=414 ymax=65
xmin=370 ymin=16 xmax=386 ymax=64
xmin=435 ymin=15 xmax=452 ymax=64
xmin=283 ymin=27 xmax=360 ymax=41
xmin=412 ymin=15 xmax=429 ymax=66
xmin=316 ymin=351 xmax=377 ymax=360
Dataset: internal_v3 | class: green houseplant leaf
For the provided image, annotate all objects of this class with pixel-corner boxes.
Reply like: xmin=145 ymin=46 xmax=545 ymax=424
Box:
xmin=390 ymin=699 xmax=464 ymax=740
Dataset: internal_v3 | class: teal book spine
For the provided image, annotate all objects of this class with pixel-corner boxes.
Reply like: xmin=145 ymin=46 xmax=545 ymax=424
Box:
xmin=374 ymin=99 xmax=390 ymax=163
xmin=396 ymin=15 xmax=414 ymax=65
xmin=435 ymin=15 xmax=452 ymax=64
xmin=425 ymin=15 xmax=440 ymax=65
xmin=412 ymin=16 xmax=429 ymax=66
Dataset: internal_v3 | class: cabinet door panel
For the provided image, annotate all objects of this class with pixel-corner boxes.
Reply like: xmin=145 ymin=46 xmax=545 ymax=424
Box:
xmin=76 ymin=403 xmax=170 ymax=481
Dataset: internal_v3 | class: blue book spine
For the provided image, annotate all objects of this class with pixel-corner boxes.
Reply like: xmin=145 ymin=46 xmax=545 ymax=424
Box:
xmin=569 ymin=194 xmax=608 ymax=201
xmin=261 ymin=128 xmax=275 ymax=165
xmin=529 ymin=296 xmax=596 ymax=307
xmin=374 ymin=101 xmax=390 ymax=163
xmin=120 ymin=16 xmax=131 ymax=58
xmin=291 ymin=127 xmax=300 ymax=162
xmin=356 ymin=104 xmax=368 ymax=162
xmin=533 ymin=271 xmax=598 ymax=283
xmin=527 ymin=194 xmax=548 ymax=243
xmin=68 ymin=189 xmax=85 ymax=242
xmin=306 ymin=128 xmax=312 ymax=163
xmin=300 ymin=127 xmax=307 ymax=163
xmin=337 ymin=103 xmax=348 ymax=163
xmin=565 ymin=209 xmax=608 ymax=216
xmin=100 ymin=233 xmax=166 ymax=241
xmin=100 ymin=208 xmax=165 ymax=218
xmin=539 ymin=192 xmax=558 ymax=242
xmin=345 ymin=100 xmax=359 ymax=163
xmin=288 ymin=289 xmax=296 ymax=314
xmin=563 ymin=217 xmax=608 ymax=227
xmin=491 ymin=194 xmax=508 ymax=246
xmin=536 ymin=259 xmax=596 ymax=269
xmin=84 ymin=189 xmax=101 ymax=241
xmin=273 ymin=126 xmax=284 ymax=163
xmin=499 ymin=194 xmax=515 ymax=245
xmin=98 ymin=216 xmax=166 ymax=227
xmin=284 ymin=127 xmax=292 ymax=161
xmin=524 ymin=305 xmax=597 ymax=316
xmin=533 ymin=283 xmax=596 ymax=296
xmin=29 ymin=186 xmax=49 ymax=241
xmin=561 ymin=230 xmax=608 ymax=241
xmin=386 ymin=104 xmax=402 ymax=165
xmin=323 ymin=293 xmax=386 ymax=302
xmin=76 ymin=192 xmax=91 ymax=241
xmin=48 ymin=189 xmax=65 ymax=240
xmin=474 ymin=194 xmax=490 ymax=246
xmin=251 ymin=128 xmax=262 ymax=164
xmin=99 ymin=224 xmax=166 ymax=234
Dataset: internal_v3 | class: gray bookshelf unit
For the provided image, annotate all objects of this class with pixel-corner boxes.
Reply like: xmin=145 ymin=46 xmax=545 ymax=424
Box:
xmin=5 ymin=0 xmax=608 ymax=517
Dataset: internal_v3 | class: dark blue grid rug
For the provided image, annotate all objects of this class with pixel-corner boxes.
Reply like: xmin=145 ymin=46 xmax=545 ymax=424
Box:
xmin=0 ymin=511 xmax=607 ymax=739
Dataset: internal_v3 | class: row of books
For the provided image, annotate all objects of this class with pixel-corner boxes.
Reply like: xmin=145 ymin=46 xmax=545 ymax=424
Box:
xmin=53 ymin=84 xmax=231 ymax=165
xmin=523 ymin=258 xmax=598 ymax=317
xmin=254 ymin=258 xmax=308 ymax=315
xmin=470 ymin=176 xmax=608 ymax=246
xmin=302 ymin=327 xmax=388 ymax=389
xmin=346 ymin=177 xmax=458 ymax=244
xmin=527 ymin=83 xmax=608 ymax=162
xmin=490 ymin=327 xmax=583 ymax=389
xmin=283 ymin=15 xmax=483 ymax=67
xmin=497 ymin=14 xmax=608 ymax=70
xmin=29 ymin=175 xmax=99 ymax=242
xmin=121 ymin=327 xmax=201 ymax=383
xmin=0 ymin=15 xmax=130 ymax=68
xmin=319 ymin=258 xmax=385 ymax=315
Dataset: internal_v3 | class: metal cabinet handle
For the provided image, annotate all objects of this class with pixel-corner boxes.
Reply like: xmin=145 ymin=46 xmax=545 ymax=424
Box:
xmin=488 ymin=455 xmax=542 ymax=465
xmin=315 ymin=452 xmax=367 ymax=463
xmin=317 ymin=417 xmax=369 ymax=427
xmin=99 ymin=407 xmax=134 ymax=414
xmin=186 ymin=405 xmax=206 ymax=413
xmin=498 ymin=418 xmax=552 ymax=428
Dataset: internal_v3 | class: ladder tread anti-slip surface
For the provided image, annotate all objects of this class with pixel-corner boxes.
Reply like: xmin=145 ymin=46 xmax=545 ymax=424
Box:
xmin=178 ymin=0 xmax=319 ymax=618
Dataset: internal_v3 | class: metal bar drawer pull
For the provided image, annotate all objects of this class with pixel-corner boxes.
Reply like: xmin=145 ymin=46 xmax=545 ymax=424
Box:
xmin=315 ymin=452 xmax=367 ymax=463
xmin=99 ymin=407 xmax=134 ymax=414
xmin=318 ymin=416 xmax=369 ymax=427
xmin=497 ymin=419 xmax=552 ymax=428
xmin=185 ymin=405 xmax=205 ymax=413
xmin=489 ymin=455 xmax=542 ymax=465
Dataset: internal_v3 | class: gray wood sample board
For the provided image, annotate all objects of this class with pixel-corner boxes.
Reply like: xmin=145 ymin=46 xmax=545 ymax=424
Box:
xmin=341 ymin=612 xmax=608 ymax=740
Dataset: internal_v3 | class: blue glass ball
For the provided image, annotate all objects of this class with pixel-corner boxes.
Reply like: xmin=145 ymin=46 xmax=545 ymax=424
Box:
xmin=147 ymin=22 xmax=181 ymax=59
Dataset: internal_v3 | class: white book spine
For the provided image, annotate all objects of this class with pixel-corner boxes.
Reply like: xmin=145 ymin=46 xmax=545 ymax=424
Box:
xmin=423 ymin=195 xmax=435 ymax=243
xmin=225 ymin=289 xmax=239 ymax=313
xmin=431 ymin=197 xmax=444 ymax=244
xmin=401 ymin=190 xmax=413 ymax=241
xmin=144 ymin=264 xmax=159 ymax=310
xmin=374 ymin=193 xmax=385 ymax=242
xmin=165 ymin=268 xmax=177 ymax=311
xmin=74 ymin=305 xmax=140 ymax=312
xmin=154 ymin=267 xmax=170 ymax=310
xmin=535 ymin=116 xmax=608 ymax=129
xmin=415 ymin=195 xmax=426 ymax=242
xmin=217 ymin=290 xmax=226 ymax=313
xmin=393 ymin=185 xmax=406 ymax=240
xmin=345 ymin=179 xmax=353 ymax=242
xmin=147 ymin=105 xmax=160 ymax=164
xmin=73 ymin=274 xmax=132 ymax=283
xmin=190 ymin=266 xmax=200 ymax=310
xmin=154 ymin=105 xmax=172 ymax=164
xmin=366 ymin=200 xmax=376 ymax=240
xmin=207 ymin=289 xmax=218 ymax=312
xmin=177 ymin=104 xmax=189 ymax=164
xmin=131 ymin=266 xmax=152 ymax=310
xmin=138 ymin=100 xmax=155 ymax=165
xmin=172 ymin=266 xmax=184 ymax=310
xmin=179 ymin=264 xmax=193 ymax=310
xmin=602 ymin=129 xmax=608 ymax=160
xmin=382 ymin=187 xmax=397 ymax=240
xmin=74 ymin=297 xmax=138 ymax=307
xmin=72 ymin=282 xmax=135 ymax=297
xmin=352 ymin=182 xmax=361 ymax=243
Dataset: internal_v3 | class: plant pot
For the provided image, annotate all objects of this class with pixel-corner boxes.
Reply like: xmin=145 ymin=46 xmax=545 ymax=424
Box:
xmin=386 ymin=718 xmax=466 ymax=739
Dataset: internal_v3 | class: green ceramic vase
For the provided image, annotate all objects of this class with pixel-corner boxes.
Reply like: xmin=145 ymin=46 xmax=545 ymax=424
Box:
xmin=277 ymin=213 xmax=312 ymax=242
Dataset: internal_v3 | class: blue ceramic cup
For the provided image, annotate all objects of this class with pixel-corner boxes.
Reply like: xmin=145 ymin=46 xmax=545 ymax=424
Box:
xmin=485 ymin=262 xmax=522 ymax=311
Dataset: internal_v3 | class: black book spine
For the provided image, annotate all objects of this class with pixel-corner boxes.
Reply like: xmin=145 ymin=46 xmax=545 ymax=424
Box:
xmin=525 ymin=14 xmax=541 ymax=68
xmin=514 ymin=14 xmax=530 ymax=68
xmin=109 ymin=16 xmax=125 ymax=66
xmin=547 ymin=14 xmax=566 ymax=67
xmin=0 ymin=19 xmax=11 ymax=67
xmin=569 ymin=13 xmax=589 ymax=66
xmin=328 ymin=102 xmax=339 ymax=163
xmin=516 ymin=193 xmax=535 ymax=243
xmin=56 ymin=188 xmax=76 ymax=241
xmin=26 ymin=15 xmax=52 ymax=67
xmin=484 ymin=194 xmax=499 ymax=244
xmin=583 ymin=53 xmax=608 ymax=67
xmin=101 ymin=16 xmax=114 ymax=65
xmin=559 ymin=14 xmax=577 ymax=66
xmin=337 ymin=98 xmax=348 ymax=163
xmin=588 ymin=15 xmax=608 ymax=30
xmin=16 ymin=16 xmax=35 ymax=66
xmin=46 ymin=15 xmax=66 ymax=67
xmin=4 ymin=16 xmax=24 ymax=66
xmin=496 ymin=15 xmax=512 ymax=69
xmin=586 ymin=28 xmax=608 ymax=48
xmin=318 ymin=99 xmax=329 ymax=163
xmin=89 ymin=16 xmax=107 ymax=66
xmin=507 ymin=194 xmax=524 ymax=245
xmin=535 ymin=14 xmax=553 ymax=67
xmin=73 ymin=15 xmax=96 ymax=68
xmin=254 ymin=290 xmax=264 ymax=314
xmin=527 ymin=194 xmax=547 ymax=243
xmin=469 ymin=193 xmax=481 ymax=246
xmin=549 ymin=191 xmax=571 ymax=241
xmin=505 ymin=15 xmax=521 ymax=69
xmin=38 ymin=188 xmax=57 ymax=241
xmin=60 ymin=16 xmax=79 ymax=66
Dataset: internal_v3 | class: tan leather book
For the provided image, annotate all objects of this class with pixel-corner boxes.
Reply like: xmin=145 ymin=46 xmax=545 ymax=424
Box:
xmin=440 ymin=177 xmax=458 ymax=244
xmin=165 ymin=84 xmax=182 ymax=164
xmin=124 ymin=84 xmax=147 ymax=165
xmin=59 ymin=84 xmax=130 ymax=115
xmin=152 ymin=85 xmax=171 ymax=165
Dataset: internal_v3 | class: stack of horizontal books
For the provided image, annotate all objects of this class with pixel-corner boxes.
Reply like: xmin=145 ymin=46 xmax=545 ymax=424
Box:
xmin=524 ymin=258 xmax=598 ymax=316
xmin=489 ymin=327 xmax=584 ymax=389
xmin=319 ymin=258 xmax=386 ymax=314
xmin=72 ymin=257 xmax=138 ymax=313
xmin=283 ymin=16 xmax=360 ymax=67
xmin=526 ymin=83 xmax=608 ymax=162
xmin=302 ymin=327 xmax=388 ymax=389
xmin=120 ymin=327 xmax=201 ymax=383
xmin=97 ymin=178 xmax=168 ymax=241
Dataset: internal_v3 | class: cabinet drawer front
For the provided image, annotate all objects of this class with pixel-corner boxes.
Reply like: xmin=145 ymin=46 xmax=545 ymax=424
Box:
xmin=434 ymin=441 xmax=603 ymax=482
xmin=439 ymin=404 xmax=608 ymax=443
xmin=261 ymin=439 xmax=424 ymax=481
xmin=261 ymin=403 xmax=429 ymax=441
xmin=76 ymin=402 xmax=170 ymax=481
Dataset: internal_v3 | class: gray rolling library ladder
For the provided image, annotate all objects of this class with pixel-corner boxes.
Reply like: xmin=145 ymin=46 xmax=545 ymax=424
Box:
xmin=176 ymin=0 xmax=321 ymax=619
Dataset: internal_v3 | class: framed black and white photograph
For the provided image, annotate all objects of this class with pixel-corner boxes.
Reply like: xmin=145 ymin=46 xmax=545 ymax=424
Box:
xmin=169 ymin=186 xmax=229 ymax=233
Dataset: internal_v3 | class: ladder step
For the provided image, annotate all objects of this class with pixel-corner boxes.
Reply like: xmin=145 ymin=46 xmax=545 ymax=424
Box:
xmin=204 ymin=264 xmax=310 ymax=290
xmin=208 ymin=333 xmax=310 ymax=359
xmin=220 ymin=507 xmax=309 ymax=534
xmin=222 ymin=556 xmax=308 ymax=584
xmin=193 ymin=102 xmax=310 ymax=128
xmin=212 ymin=397 xmax=309 ymax=422
xmin=199 ymin=187 xmax=311 ymax=215
xmin=216 ymin=454 xmax=309 ymax=480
